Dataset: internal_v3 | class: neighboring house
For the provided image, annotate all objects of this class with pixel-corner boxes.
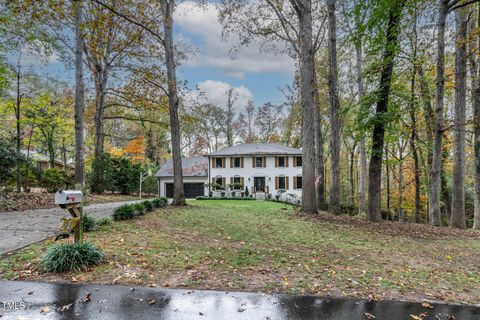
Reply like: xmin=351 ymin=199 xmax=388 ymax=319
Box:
xmin=20 ymin=150 xmax=75 ymax=173
xmin=155 ymin=156 xmax=209 ymax=198
xmin=156 ymin=143 xmax=303 ymax=199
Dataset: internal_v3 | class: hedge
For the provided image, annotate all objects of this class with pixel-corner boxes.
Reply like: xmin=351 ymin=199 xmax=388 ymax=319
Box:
xmin=196 ymin=196 xmax=255 ymax=201
xmin=112 ymin=198 xmax=167 ymax=221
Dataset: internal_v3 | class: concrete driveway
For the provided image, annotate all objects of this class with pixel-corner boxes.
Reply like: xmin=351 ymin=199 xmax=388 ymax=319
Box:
xmin=0 ymin=200 xmax=142 ymax=256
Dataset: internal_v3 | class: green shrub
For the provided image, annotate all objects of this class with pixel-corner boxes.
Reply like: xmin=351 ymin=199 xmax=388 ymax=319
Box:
xmin=111 ymin=157 xmax=141 ymax=195
xmin=96 ymin=217 xmax=112 ymax=226
xmin=112 ymin=204 xmax=136 ymax=221
xmin=82 ymin=214 xmax=97 ymax=232
xmin=40 ymin=168 xmax=73 ymax=193
xmin=133 ymin=203 xmax=146 ymax=216
xmin=142 ymin=200 xmax=154 ymax=212
xmin=41 ymin=242 xmax=104 ymax=273
xmin=0 ymin=138 xmax=21 ymax=186
xmin=159 ymin=196 xmax=167 ymax=204
xmin=151 ymin=197 xmax=167 ymax=208
xmin=90 ymin=153 xmax=113 ymax=194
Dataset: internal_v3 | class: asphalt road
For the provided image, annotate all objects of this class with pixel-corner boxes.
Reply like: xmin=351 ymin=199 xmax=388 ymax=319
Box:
xmin=0 ymin=281 xmax=479 ymax=319
xmin=0 ymin=200 xmax=143 ymax=256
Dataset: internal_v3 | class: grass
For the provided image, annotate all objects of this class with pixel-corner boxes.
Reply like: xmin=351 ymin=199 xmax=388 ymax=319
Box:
xmin=1 ymin=200 xmax=480 ymax=305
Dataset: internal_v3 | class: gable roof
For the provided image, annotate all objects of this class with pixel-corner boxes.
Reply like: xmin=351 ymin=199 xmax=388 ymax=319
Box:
xmin=155 ymin=156 xmax=208 ymax=177
xmin=207 ymin=143 xmax=301 ymax=157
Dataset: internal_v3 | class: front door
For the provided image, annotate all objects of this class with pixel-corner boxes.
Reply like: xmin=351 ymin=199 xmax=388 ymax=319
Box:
xmin=254 ymin=177 xmax=266 ymax=192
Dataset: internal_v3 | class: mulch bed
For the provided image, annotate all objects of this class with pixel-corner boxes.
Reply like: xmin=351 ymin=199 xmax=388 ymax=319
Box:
xmin=300 ymin=211 xmax=480 ymax=240
xmin=0 ymin=192 xmax=55 ymax=212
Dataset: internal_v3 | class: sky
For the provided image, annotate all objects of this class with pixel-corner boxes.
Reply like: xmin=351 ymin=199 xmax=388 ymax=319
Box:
xmin=15 ymin=1 xmax=295 ymax=112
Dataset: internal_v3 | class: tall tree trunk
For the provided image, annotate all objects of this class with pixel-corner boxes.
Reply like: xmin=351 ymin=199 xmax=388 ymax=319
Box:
xmin=441 ymin=144 xmax=451 ymax=221
xmin=15 ymin=58 xmax=21 ymax=193
xmin=410 ymin=87 xmax=421 ymax=223
xmin=350 ymin=143 xmax=356 ymax=206
xmin=409 ymin=9 xmax=421 ymax=223
xmin=314 ymin=71 xmax=326 ymax=210
xmin=93 ymin=70 xmax=108 ymax=158
xmin=471 ymin=4 xmax=480 ymax=229
xmin=417 ymin=64 xmax=434 ymax=174
xmin=397 ymin=147 xmax=404 ymax=222
xmin=451 ymin=8 xmax=467 ymax=228
xmin=74 ymin=0 xmax=85 ymax=189
xmin=226 ymin=88 xmax=235 ymax=147
xmin=162 ymin=0 xmax=186 ymax=206
xmin=355 ymin=42 xmax=367 ymax=216
xmin=385 ymin=143 xmax=391 ymax=216
xmin=327 ymin=0 xmax=341 ymax=213
xmin=290 ymin=0 xmax=317 ymax=213
xmin=429 ymin=0 xmax=449 ymax=226
xmin=367 ymin=0 xmax=405 ymax=222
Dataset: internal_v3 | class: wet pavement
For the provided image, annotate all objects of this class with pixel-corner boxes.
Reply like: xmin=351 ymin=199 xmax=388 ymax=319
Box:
xmin=0 ymin=200 xmax=143 ymax=256
xmin=0 ymin=281 xmax=479 ymax=319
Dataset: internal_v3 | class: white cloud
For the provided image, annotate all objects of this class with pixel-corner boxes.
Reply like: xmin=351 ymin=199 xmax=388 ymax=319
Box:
xmin=174 ymin=2 xmax=295 ymax=79
xmin=192 ymin=80 xmax=254 ymax=111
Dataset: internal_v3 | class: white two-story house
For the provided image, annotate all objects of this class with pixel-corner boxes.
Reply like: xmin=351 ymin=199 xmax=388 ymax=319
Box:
xmin=207 ymin=143 xmax=303 ymax=198
xmin=156 ymin=143 xmax=303 ymax=199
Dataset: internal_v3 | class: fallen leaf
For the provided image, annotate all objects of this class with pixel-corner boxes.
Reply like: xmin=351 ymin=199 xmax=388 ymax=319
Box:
xmin=71 ymin=277 xmax=78 ymax=282
xmin=410 ymin=315 xmax=423 ymax=320
xmin=148 ymin=299 xmax=156 ymax=305
xmin=421 ymin=302 xmax=433 ymax=309
xmin=112 ymin=276 xmax=122 ymax=284
xmin=58 ymin=303 xmax=73 ymax=311
xmin=364 ymin=312 xmax=376 ymax=319
xmin=40 ymin=306 xmax=50 ymax=314
xmin=81 ymin=292 xmax=91 ymax=303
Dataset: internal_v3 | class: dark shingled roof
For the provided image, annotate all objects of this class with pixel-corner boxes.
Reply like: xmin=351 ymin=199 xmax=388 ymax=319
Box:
xmin=155 ymin=157 xmax=208 ymax=177
xmin=207 ymin=143 xmax=301 ymax=156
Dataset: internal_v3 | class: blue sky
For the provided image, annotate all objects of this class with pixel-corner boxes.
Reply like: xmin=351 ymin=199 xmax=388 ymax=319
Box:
xmin=15 ymin=1 xmax=295 ymax=112
xmin=174 ymin=1 xmax=295 ymax=110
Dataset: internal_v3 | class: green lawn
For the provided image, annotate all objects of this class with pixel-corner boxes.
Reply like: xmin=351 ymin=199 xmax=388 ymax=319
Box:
xmin=1 ymin=200 xmax=480 ymax=304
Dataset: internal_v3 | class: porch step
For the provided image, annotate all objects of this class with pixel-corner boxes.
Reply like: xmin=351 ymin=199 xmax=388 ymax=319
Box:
xmin=254 ymin=192 xmax=266 ymax=200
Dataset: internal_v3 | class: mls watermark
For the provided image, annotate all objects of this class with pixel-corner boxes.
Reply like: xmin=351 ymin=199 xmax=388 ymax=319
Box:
xmin=2 ymin=301 xmax=26 ymax=310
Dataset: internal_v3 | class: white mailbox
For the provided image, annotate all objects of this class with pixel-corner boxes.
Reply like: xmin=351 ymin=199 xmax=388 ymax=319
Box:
xmin=55 ymin=190 xmax=83 ymax=205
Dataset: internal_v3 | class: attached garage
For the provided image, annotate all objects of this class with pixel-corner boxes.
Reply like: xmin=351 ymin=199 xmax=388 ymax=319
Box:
xmin=156 ymin=157 xmax=208 ymax=198
xmin=165 ymin=182 xmax=205 ymax=198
